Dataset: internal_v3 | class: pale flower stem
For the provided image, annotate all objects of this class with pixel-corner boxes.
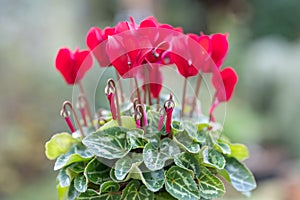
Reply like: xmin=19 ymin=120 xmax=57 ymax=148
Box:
xmin=134 ymin=77 xmax=141 ymax=104
xmin=189 ymin=74 xmax=202 ymax=118
xmin=181 ymin=78 xmax=187 ymax=118
xmin=115 ymin=71 xmax=125 ymax=103
xmin=78 ymin=81 xmax=95 ymax=129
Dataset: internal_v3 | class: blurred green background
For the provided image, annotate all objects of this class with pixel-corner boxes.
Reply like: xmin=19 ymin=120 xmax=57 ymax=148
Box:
xmin=1 ymin=0 xmax=300 ymax=199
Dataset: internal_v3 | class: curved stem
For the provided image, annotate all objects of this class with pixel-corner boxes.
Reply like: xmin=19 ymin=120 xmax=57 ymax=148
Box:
xmin=61 ymin=101 xmax=84 ymax=137
xmin=189 ymin=74 xmax=203 ymax=117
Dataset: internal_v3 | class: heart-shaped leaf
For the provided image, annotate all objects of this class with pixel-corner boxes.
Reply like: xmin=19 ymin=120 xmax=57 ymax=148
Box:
xmin=83 ymin=127 xmax=132 ymax=159
xmin=67 ymin=180 xmax=80 ymax=200
xmin=143 ymin=137 xmax=180 ymax=171
xmin=100 ymin=181 xmax=120 ymax=193
xmin=68 ymin=162 xmax=85 ymax=174
xmin=197 ymin=166 xmax=225 ymax=199
xmin=84 ymin=158 xmax=111 ymax=185
xmin=165 ymin=166 xmax=200 ymax=200
xmin=222 ymin=157 xmax=256 ymax=192
xmin=173 ymin=131 xmax=200 ymax=153
xmin=121 ymin=180 xmax=154 ymax=200
xmin=74 ymin=173 xmax=88 ymax=193
xmin=76 ymin=189 xmax=99 ymax=200
xmin=54 ymin=143 xmax=93 ymax=171
xmin=182 ymin=121 xmax=206 ymax=143
xmin=45 ymin=132 xmax=77 ymax=160
xmin=114 ymin=154 xmax=143 ymax=180
xmin=57 ymin=167 xmax=71 ymax=187
xmin=141 ymin=169 xmax=165 ymax=192
xmin=202 ymin=146 xmax=225 ymax=170
xmin=127 ymin=129 xmax=148 ymax=149
xmin=174 ymin=152 xmax=201 ymax=176
xmin=214 ymin=142 xmax=231 ymax=155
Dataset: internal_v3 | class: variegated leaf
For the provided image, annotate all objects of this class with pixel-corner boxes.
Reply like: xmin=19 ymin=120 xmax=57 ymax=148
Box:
xmin=214 ymin=142 xmax=231 ymax=155
xmin=57 ymin=167 xmax=71 ymax=187
xmin=174 ymin=152 xmax=201 ymax=176
xmin=100 ymin=181 xmax=120 ymax=193
xmin=67 ymin=180 xmax=80 ymax=200
xmin=202 ymin=147 xmax=225 ymax=170
xmin=198 ymin=166 xmax=225 ymax=199
xmin=141 ymin=169 xmax=165 ymax=192
xmin=76 ymin=189 xmax=99 ymax=200
xmin=143 ymin=137 xmax=180 ymax=171
xmin=121 ymin=180 xmax=154 ymax=200
xmin=223 ymin=157 xmax=256 ymax=192
xmin=69 ymin=162 xmax=85 ymax=174
xmin=54 ymin=144 xmax=93 ymax=171
xmin=165 ymin=166 xmax=200 ymax=200
xmin=146 ymin=110 xmax=161 ymax=136
xmin=83 ymin=127 xmax=132 ymax=159
xmin=84 ymin=158 xmax=111 ymax=185
xmin=74 ymin=173 xmax=87 ymax=193
xmin=182 ymin=121 xmax=205 ymax=143
xmin=127 ymin=129 xmax=148 ymax=149
xmin=99 ymin=116 xmax=136 ymax=131
xmin=173 ymin=131 xmax=200 ymax=153
xmin=114 ymin=154 xmax=143 ymax=181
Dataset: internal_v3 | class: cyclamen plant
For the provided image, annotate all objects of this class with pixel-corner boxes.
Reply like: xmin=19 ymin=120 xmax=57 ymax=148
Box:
xmin=45 ymin=16 xmax=256 ymax=200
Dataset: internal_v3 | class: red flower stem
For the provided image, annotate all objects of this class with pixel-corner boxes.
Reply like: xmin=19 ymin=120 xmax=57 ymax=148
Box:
xmin=189 ymin=74 xmax=203 ymax=117
xmin=61 ymin=101 xmax=84 ymax=137
xmin=107 ymin=93 xmax=117 ymax=120
xmin=166 ymin=108 xmax=173 ymax=134
xmin=134 ymin=77 xmax=141 ymax=104
xmin=65 ymin=116 xmax=75 ymax=133
xmin=106 ymin=79 xmax=122 ymax=126
xmin=78 ymin=82 xmax=95 ymax=129
xmin=181 ymin=78 xmax=187 ymax=118
xmin=115 ymin=71 xmax=125 ymax=103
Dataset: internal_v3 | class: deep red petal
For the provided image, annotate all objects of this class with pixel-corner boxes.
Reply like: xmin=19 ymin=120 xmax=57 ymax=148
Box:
xmin=140 ymin=16 xmax=159 ymax=28
xmin=73 ymin=49 xmax=93 ymax=83
xmin=55 ymin=48 xmax=75 ymax=84
xmin=211 ymin=33 xmax=228 ymax=68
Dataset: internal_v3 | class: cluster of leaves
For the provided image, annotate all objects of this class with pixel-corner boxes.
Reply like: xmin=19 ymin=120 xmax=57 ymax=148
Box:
xmin=45 ymin=107 xmax=256 ymax=200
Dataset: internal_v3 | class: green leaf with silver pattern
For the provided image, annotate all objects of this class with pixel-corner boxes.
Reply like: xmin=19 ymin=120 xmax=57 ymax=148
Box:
xmin=121 ymin=180 xmax=154 ymax=200
xmin=197 ymin=166 xmax=225 ymax=199
xmin=202 ymin=146 xmax=226 ymax=170
xmin=83 ymin=127 xmax=132 ymax=159
xmin=165 ymin=166 xmax=200 ymax=200
xmin=173 ymin=130 xmax=200 ymax=153
xmin=174 ymin=152 xmax=201 ymax=176
xmin=74 ymin=173 xmax=88 ymax=193
xmin=114 ymin=154 xmax=143 ymax=181
xmin=84 ymin=158 xmax=111 ymax=185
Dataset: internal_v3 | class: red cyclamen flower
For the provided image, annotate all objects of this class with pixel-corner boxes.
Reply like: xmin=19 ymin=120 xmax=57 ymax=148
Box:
xmin=209 ymin=33 xmax=229 ymax=69
xmin=212 ymin=67 xmax=238 ymax=102
xmin=55 ymin=48 xmax=93 ymax=84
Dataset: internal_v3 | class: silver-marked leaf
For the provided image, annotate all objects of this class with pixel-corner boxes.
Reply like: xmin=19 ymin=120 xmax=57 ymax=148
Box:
xmin=84 ymin=158 xmax=111 ymax=185
xmin=77 ymin=189 xmax=100 ymax=200
xmin=198 ymin=166 xmax=225 ymax=199
xmin=100 ymin=181 xmax=120 ymax=193
xmin=127 ymin=129 xmax=147 ymax=149
xmin=69 ymin=162 xmax=85 ymax=174
xmin=182 ymin=121 xmax=205 ymax=143
xmin=74 ymin=173 xmax=87 ymax=193
xmin=171 ymin=121 xmax=184 ymax=133
xmin=83 ymin=127 xmax=132 ymax=159
xmin=143 ymin=137 xmax=180 ymax=171
xmin=202 ymin=147 xmax=226 ymax=170
xmin=173 ymin=131 xmax=200 ymax=153
xmin=223 ymin=157 xmax=256 ymax=192
xmin=165 ymin=166 xmax=200 ymax=200
xmin=99 ymin=116 xmax=136 ymax=131
xmin=155 ymin=192 xmax=177 ymax=200
xmin=174 ymin=152 xmax=201 ymax=176
xmin=121 ymin=180 xmax=154 ymax=200
xmin=114 ymin=154 xmax=143 ymax=181
xmin=45 ymin=132 xmax=77 ymax=160
xmin=141 ymin=169 xmax=165 ymax=192
xmin=214 ymin=142 xmax=231 ymax=155
xmin=57 ymin=167 xmax=71 ymax=187
xmin=146 ymin=110 xmax=161 ymax=135
xmin=67 ymin=181 xmax=80 ymax=200
xmin=54 ymin=144 xmax=93 ymax=171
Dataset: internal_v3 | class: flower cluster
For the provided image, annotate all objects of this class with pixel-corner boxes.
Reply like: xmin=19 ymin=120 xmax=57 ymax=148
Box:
xmin=47 ymin=16 xmax=255 ymax=200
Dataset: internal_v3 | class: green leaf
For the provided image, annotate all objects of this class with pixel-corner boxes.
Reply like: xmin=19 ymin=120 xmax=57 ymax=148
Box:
xmin=182 ymin=121 xmax=205 ymax=143
xmin=197 ymin=166 xmax=225 ymax=199
xmin=154 ymin=192 xmax=177 ymax=200
xmin=121 ymin=180 xmax=154 ymax=200
xmin=114 ymin=154 xmax=143 ymax=181
xmin=214 ymin=142 xmax=231 ymax=155
xmin=67 ymin=181 xmax=80 ymax=200
xmin=69 ymin=162 xmax=85 ymax=174
xmin=45 ymin=132 xmax=77 ymax=160
xmin=84 ymin=158 xmax=111 ymax=185
xmin=202 ymin=147 xmax=225 ymax=170
xmin=57 ymin=167 xmax=71 ymax=187
xmin=146 ymin=110 xmax=161 ymax=136
xmin=143 ymin=137 xmax=180 ymax=171
xmin=54 ymin=144 xmax=93 ymax=171
xmin=173 ymin=131 xmax=200 ymax=153
xmin=171 ymin=121 xmax=184 ymax=133
xmin=229 ymin=143 xmax=249 ymax=161
xmin=127 ymin=129 xmax=148 ymax=149
xmin=174 ymin=152 xmax=201 ymax=176
xmin=74 ymin=173 xmax=87 ymax=193
xmin=141 ymin=169 xmax=165 ymax=192
xmin=165 ymin=166 xmax=200 ymax=200
xmin=83 ymin=126 xmax=132 ymax=159
xmin=100 ymin=181 xmax=120 ymax=193
xmin=57 ymin=184 xmax=68 ymax=200
xmin=110 ymin=168 xmax=130 ymax=183
xmin=76 ymin=189 xmax=101 ymax=200
xmin=223 ymin=157 xmax=256 ymax=192
xmin=99 ymin=116 xmax=136 ymax=131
